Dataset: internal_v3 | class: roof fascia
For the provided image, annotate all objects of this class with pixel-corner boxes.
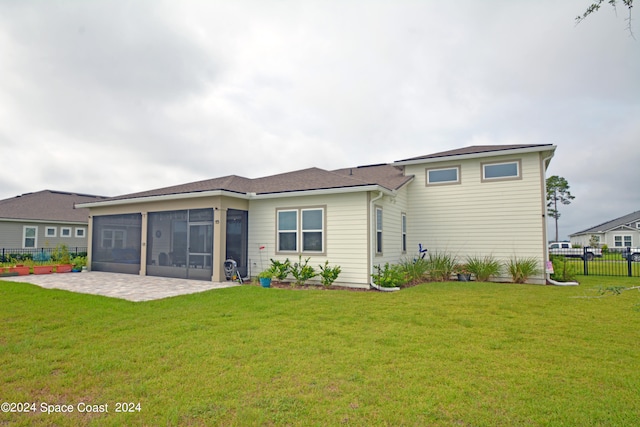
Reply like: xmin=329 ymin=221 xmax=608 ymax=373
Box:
xmin=249 ymin=185 xmax=395 ymax=200
xmin=395 ymin=145 xmax=557 ymax=167
xmin=75 ymin=190 xmax=249 ymax=209
xmin=0 ymin=218 xmax=87 ymax=225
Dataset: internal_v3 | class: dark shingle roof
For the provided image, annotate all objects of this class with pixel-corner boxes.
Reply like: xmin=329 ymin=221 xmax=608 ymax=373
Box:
xmin=395 ymin=144 xmax=555 ymax=163
xmin=570 ymin=210 xmax=640 ymax=235
xmin=0 ymin=190 xmax=107 ymax=223
xmin=96 ymin=164 xmax=412 ymax=203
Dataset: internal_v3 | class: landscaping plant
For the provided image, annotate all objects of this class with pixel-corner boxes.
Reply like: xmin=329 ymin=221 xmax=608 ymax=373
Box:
xmin=269 ymin=258 xmax=291 ymax=281
xmin=426 ymin=251 xmax=457 ymax=281
xmin=372 ymin=262 xmax=405 ymax=288
xmin=289 ymin=256 xmax=316 ymax=286
xmin=506 ymin=257 xmax=541 ymax=283
xmin=550 ymin=256 xmax=578 ymax=283
xmin=398 ymin=257 xmax=430 ymax=285
xmin=465 ymin=255 xmax=502 ymax=282
xmin=318 ymin=261 xmax=341 ymax=288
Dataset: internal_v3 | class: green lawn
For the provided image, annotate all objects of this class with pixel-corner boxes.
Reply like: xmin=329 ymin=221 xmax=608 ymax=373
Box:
xmin=1 ymin=277 xmax=639 ymax=426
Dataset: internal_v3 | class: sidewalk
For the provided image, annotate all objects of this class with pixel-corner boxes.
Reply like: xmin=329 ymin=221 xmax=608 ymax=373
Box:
xmin=1 ymin=271 xmax=239 ymax=301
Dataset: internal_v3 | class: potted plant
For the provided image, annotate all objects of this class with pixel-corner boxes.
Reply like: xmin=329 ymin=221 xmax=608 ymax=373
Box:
xmin=258 ymin=269 xmax=273 ymax=288
xmin=71 ymin=256 xmax=87 ymax=272
xmin=454 ymin=264 xmax=472 ymax=281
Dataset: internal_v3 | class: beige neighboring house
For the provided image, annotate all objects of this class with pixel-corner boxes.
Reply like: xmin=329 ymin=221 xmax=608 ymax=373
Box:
xmin=570 ymin=210 xmax=640 ymax=249
xmin=0 ymin=190 xmax=107 ymax=257
xmin=76 ymin=144 xmax=556 ymax=286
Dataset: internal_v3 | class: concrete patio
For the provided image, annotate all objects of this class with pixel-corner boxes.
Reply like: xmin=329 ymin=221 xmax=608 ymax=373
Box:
xmin=1 ymin=271 xmax=239 ymax=301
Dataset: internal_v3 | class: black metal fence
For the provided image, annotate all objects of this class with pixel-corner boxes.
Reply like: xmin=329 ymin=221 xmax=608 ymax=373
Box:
xmin=549 ymin=247 xmax=640 ymax=278
xmin=1 ymin=247 xmax=87 ymax=263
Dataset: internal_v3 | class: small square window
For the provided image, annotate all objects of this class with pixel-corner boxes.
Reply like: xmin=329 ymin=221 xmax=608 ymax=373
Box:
xmin=75 ymin=228 xmax=86 ymax=238
xmin=61 ymin=227 xmax=72 ymax=237
xmin=46 ymin=227 xmax=57 ymax=237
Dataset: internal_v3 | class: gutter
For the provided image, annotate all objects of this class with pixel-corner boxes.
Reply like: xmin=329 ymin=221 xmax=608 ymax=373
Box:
xmin=368 ymin=190 xmax=400 ymax=292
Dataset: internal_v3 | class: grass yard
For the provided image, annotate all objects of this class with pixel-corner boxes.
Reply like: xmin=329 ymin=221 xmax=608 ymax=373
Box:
xmin=1 ymin=276 xmax=639 ymax=426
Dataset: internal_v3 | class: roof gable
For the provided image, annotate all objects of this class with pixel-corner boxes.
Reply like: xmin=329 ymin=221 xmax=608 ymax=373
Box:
xmin=571 ymin=210 xmax=640 ymax=235
xmin=0 ymin=190 xmax=107 ymax=223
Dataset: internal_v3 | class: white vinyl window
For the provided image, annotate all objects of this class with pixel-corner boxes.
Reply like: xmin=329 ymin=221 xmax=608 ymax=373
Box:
xmin=61 ymin=227 xmax=72 ymax=237
xmin=23 ymin=226 xmax=37 ymax=248
xmin=426 ymin=166 xmax=460 ymax=185
xmin=277 ymin=207 xmax=325 ymax=253
xmin=75 ymin=228 xmax=86 ymax=238
xmin=614 ymin=235 xmax=632 ymax=248
xmin=101 ymin=229 xmax=126 ymax=249
xmin=376 ymin=207 xmax=383 ymax=254
xmin=277 ymin=210 xmax=298 ymax=252
xmin=46 ymin=227 xmax=57 ymax=238
xmin=301 ymin=209 xmax=323 ymax=252
xmin=482 ymin=160 xmax=521 ymax=181
xmin=401 ymin=213 xmax=407 ymax=253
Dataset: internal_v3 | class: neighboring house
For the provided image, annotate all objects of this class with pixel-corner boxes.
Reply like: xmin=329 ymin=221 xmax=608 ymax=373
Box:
xmin=570 ymin=210 xmax=640 ymax=249
xmin=76 ymin=144 xmax=556 ymax=286
xmin=0 ymin=190 xmax=106 ymax=254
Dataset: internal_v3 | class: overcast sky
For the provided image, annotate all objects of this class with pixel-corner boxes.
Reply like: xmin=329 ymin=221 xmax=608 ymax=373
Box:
xmin=0 ymin=0 xmax=638 ymax=241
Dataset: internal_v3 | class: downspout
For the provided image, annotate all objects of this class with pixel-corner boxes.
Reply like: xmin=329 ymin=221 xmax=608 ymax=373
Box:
xmin=369 ymin=190 xmax=400 ymax=292
xmin=541 ymin=152 xmax=578 ymax=286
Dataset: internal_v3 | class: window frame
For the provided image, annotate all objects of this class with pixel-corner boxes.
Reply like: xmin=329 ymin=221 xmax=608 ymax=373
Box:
xmin=45 ymin=226 xmax=57 ymax=238
xmin=481 ymin=159 xmax=522 ymax=182
xmin=101 ymin=228 xmax=127 ymax=249
xmin=23 ymin=225 xmax=37 ymax=248
xmin=75 ymin=227 xmax=86 ymax=238
xmin=614 ymin=235 xmax=633 ymax=248
xmin=61 ymin=227 xmax=72 ymax=238
xmin=375 ymin=206 xmax=383 ymax=255
xmin=401 ymin=213 xmax=407 ymax=253
xmin=276 ymin=206 xmax=326 ymax=255
xmin=426 ymin=165 xmax=461 ymax=186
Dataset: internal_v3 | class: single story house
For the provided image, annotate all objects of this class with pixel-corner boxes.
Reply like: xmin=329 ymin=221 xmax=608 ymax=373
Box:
xmin=0 ymin=190 xmax=106 ymax=257
xmin=76 ymin=144 xmax=556 ymax=286
xmin=570 ymin=210 xmax=640 ymax=249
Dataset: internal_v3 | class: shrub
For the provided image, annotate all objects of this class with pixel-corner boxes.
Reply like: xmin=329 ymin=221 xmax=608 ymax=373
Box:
xmin=506 ymin=257 xmax=541 ymax=284
xmin=318 ymin=261 xmax=341 ymax=287
xmin=52 ymin=244 xmax=71 ymax=264
xmin=71 ymin=256 xmax=87 ymax=271
xmin=290 ymin=256 xmax=316 ymax=286
xmin=372 ymin=262 xmax=405 ymax=288
xmin=426 ymin=251 xmax=457 ymax=282
xmin=465 ymin=255 xmax=502 ymax=282
xmin=550 ymin=256 xmax=578 ymax=282
xmin=398 ymin=257 xmax=429 ymax=285
xmin=269 ymin=258 xmax=291 ymax=281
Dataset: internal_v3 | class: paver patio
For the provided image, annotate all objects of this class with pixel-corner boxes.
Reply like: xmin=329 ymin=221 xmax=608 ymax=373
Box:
xmin=1 ymin=271 xmax=239 ymax=301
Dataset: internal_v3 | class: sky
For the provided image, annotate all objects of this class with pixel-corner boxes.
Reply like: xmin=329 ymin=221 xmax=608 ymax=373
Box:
xmin=0 ymin=0 xmax=638 ymax=242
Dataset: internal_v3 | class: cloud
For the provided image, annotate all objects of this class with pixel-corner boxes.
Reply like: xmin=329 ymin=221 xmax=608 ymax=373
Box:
xmin=0 ymin=0 xmax=637 ymax=242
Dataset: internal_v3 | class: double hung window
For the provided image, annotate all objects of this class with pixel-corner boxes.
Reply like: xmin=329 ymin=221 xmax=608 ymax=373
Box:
xmin=277 ymin=207 xmax=325 ymax=253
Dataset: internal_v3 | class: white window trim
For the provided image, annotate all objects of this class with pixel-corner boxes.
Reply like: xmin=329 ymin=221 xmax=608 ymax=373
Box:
xmin=101 ymin=228 xmax=127 ymax=249
xmin=481 ymin=159 xmax=522 ymax=182
xmin=426 ymin=165 xmax=460 ymax=185
xmin=276 ymin=207 xmax=326 ymax=255
xmin=23 ymin=225 xmax=38 ymax=248
xmin=401 ymin=213 xmax=407 ymax=253
xmin=75 ymin=227 xmax=86 ymax=238
xmin=375 ymin=207 xmax=383 ymax=255
xmin=301 ymin=208 xmax=324 ymax=253
xmin=61 ymin=227 xmax=72 ymax=238
xmin=45 ymin=226 xmax=57 ymax=238
xmin=614 ymin=235 xmax=633 ymax=248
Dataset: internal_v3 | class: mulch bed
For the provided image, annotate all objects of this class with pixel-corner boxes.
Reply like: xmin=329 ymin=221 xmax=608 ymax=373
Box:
xmin=251 ymin=281 xmax=375 ymax=292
